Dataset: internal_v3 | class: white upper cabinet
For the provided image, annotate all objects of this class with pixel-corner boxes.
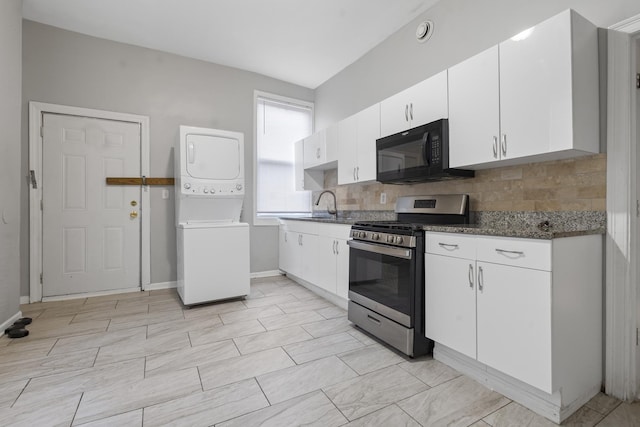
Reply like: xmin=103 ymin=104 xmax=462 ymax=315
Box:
xmin=303 ymin=125 xmax=338 ymax=170
xmin=449 ymin=9 xmax=599 ymax=169
xmin=295 ymin=139 xmax=322 ymax=191
xmin=380 ymin=70 xmax=448 ymax=137
xmin=448 ymin=46 xmax=501 ymax=167
xmin=338 ymin=103 xmax=380 ymax=185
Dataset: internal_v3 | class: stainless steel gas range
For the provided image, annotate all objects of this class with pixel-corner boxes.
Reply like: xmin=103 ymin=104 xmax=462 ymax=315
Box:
xmin=347 ymin=194 xmax=469 ymax=357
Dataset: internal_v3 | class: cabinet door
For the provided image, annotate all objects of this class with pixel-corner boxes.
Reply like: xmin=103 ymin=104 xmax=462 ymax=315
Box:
xmin=476 ymin=261 xmax=552 ymax=393
xmin=338 ymin=114 xmax=358 ymax=185
xmin=448 ymin=46 xmax=501 ymax=168
xmin=316 ymin=236 xmax=338 ymax=294
xmin=278 ymin=227 xmax=289 ymax=272
xmin=499 ymin=11 xmax=572 ymax=160
xmin=408 ymin=70 xmax=449 ymax=129
xmin=380 ymin=88 xmax=411 ymax=137
xmin=303 ymin=131 xmax=326 ymax=168
xmin=299 ymin=233 xmax=319 ymax=285
xmin=355 ymin=103 xmax=380 ymax=183
xmin=335 ymin=238 xmax=350 ymax=299
xmin=325 ymin=124 xmax=339 ymax=164
xmin=425 ymin=253 xmax=477 ymax=359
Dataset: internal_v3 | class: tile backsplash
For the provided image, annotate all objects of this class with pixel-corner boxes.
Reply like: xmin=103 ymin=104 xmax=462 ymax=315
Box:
xmin=313 ymin=153 xmax=606 ymax=213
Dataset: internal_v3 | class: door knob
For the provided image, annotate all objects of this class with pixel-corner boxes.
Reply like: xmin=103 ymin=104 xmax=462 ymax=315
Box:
xmin=130 ymin=211 xmax=138 ymax=219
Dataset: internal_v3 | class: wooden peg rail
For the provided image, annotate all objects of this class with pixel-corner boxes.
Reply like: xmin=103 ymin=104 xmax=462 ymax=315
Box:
xmin=106 ymin=177 xmax=175 ymax=186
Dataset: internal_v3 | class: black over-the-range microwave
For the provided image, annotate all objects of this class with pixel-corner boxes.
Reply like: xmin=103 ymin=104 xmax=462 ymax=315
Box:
xmin=376 ymin=119 xmax=474 ymax=183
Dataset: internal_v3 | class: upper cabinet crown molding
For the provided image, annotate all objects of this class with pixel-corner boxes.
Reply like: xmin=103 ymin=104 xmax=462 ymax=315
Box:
xmin=448 ymin=9 xmax=599 ymax=169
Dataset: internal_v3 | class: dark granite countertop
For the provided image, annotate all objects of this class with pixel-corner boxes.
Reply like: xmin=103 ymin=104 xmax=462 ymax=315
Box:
xmin=422 ymin=223 xmax=605 ymax=240
xmin=282 ymin=210 xmax=606 ymax=240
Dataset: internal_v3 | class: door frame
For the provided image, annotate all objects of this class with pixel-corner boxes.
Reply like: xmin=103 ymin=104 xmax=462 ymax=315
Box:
xmin=29 ymin=102 xmax=151 ymax=302
xmin=606 ymin=15 xmax=640 ymax=401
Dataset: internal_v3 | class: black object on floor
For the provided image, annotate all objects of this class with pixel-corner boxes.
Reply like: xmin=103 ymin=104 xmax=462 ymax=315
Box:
xmin=14 ymin=317 xmax=32 ymax=326
xmin=7 ymin=328 xmax=29 ymax=338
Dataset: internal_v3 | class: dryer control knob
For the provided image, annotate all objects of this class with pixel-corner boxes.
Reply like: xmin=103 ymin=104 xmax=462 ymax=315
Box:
xmin=236 ymin=184 xmax=243 ymax=191
xmin=203 ymin=188 xmax=209 ymax=194
xmin=210 ymin=189 xmax=216 ymax=194
xmin=184 ymin=183 xmax=191 ymax=190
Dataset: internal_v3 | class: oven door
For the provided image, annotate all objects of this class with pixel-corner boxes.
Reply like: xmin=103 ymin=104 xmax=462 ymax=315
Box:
xmin=347 ymin=240 xmax=415 ymax=327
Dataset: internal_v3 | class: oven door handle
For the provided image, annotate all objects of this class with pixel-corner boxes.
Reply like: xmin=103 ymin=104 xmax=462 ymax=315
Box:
xmin=347 ymin=240 xmax=413 ymax=260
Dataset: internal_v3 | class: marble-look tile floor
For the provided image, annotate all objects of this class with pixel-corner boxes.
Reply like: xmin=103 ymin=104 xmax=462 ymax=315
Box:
xmin=1 ymin=276 xmax=638 ymax=426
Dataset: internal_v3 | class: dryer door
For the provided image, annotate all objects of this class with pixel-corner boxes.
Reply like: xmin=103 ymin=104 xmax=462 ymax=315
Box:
xmin=185 ymin=133 xmax=241 ymax=180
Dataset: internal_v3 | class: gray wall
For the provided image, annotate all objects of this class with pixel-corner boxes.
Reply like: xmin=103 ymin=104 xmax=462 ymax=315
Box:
xmin=0 ymin=0 xmax=23 ymax=322
xmin=21 ymin=20 xmax=314 ymax=296
xmin=315 ymin=0 xmax=640 ymax=129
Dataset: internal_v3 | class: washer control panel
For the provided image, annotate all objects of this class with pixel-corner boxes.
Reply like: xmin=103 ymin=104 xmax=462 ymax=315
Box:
xmin=181 ymin=181 xmax=244 ymax=196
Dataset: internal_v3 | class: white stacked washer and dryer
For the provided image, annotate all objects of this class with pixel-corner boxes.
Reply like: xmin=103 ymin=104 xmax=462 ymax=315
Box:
xmin=174 ymin=125 xmax=250 ymax=305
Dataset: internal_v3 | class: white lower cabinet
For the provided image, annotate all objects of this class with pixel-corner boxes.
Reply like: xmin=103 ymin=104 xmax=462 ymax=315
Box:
xmin=279 ymin=220 xmax=350 ymax=301
xmin=425 ymin=231 xmax=602 ymax=423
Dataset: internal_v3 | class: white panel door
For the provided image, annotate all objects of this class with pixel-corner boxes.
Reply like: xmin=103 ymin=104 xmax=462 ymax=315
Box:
xmin=499 ymin=11 xmax=572 ymax=160
xmin=408 ymin=70 xmax=449 ymax=128
xmin=476 ymin=261 xmax=552 ymax=393
xmin=316 ymin=236 xmax=337 ymax=294
xmin=355 ymin=103 xmax=380 ymax=183
xmin=335 ymin=238 xmax=350 ymax=299
xmin=425 ymin=253 xmax=477 ymax=359
xmin=448 ymin=46 xmax=501 ymax=168
xmin=42 ymin=113 xmax=141 ymax=297
xmin=337 ymin=114 xmax=358 ymax=185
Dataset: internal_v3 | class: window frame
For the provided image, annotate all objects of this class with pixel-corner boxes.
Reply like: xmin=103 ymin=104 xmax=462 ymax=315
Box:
xmin=253 ymin=90 xmax=314 ymax=226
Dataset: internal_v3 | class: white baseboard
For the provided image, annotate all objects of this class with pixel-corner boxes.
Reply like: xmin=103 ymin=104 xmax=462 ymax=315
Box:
xmin=20 ymin=296 xmax=29 ymax=305
xmin=250 ymin=270 xmax=282 ymax=279
xmin=284 ymin=273 xmax=348 ymax=311
xmin=41 ymin=286 xmax=142 ymax=302
xmin=143 ymin=281 xmax=177 ymax=291
xmin=0 ymin=311 xmax=24 ymax=333
xmin=434 ymin=343 xmax=600 ymax=424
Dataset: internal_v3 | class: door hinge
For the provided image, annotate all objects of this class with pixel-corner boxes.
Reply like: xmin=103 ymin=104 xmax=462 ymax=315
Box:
xmin=40 ymin=273 xmax=43 ymax=284
xmin=40 ymin=126 xmax=44 ymax=137
xmin=637 ymin=73 xmax=640 ymax=89
xmin=637 ymin=200 xmax=639 ymax=217
xmin=40 ymin=199 xmax=43 ymax=211
xmin=637 ymin=328 xmax=639 ymax=346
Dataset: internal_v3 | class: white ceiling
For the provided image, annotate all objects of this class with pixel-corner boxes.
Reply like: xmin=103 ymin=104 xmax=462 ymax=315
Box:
xmin=22 ymin=0 xmax=440 ymax=89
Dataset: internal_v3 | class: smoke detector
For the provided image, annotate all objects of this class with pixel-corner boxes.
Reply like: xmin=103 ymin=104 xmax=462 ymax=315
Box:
xmin=416 ymin=20 xmax=434 ymax=43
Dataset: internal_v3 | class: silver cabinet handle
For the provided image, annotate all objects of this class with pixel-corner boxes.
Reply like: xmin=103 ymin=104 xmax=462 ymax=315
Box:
xmin=298 ymin=234 xmax=302 ymax=245
xmin=284 ymin=232 xmax=287 ymax=243
xmin=353 ymin=167 xmax=356 ymax=181
xmin=356 ymin=166 xmax=359 ymax=181
xmin=316 ymin=147 xmax=321 ymax=159
xmin=468 ymin=264 xmax=474 ymax=288
xmin=493 ymin=136 xmax=498 ymax=158
xmin=335 ymin=240 xmax=339 ymax=255
xmin=409 ymin=103 xmax=413 ymax=121
xmin=501 ymin=134 xmax=507 ymax=156
xmin=478 ymin=266 xmax=484 ymax=292
xmin=438 ymin=242 xmax=459 ymax=250
xmin=495 ymin=248 xmax=524 ymax=256
xmin=405 ymin=104 xmax=409 ymax=121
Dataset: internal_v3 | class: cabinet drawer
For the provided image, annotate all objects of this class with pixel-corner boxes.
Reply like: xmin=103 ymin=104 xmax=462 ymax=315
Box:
xmin=425 ymin=232 xmax=476 ymax=259
xmin=476 ymin=236 xmax=551 ymax=271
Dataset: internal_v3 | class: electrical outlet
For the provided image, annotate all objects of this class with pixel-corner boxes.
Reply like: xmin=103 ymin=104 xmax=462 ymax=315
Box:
xmin=162 ymin=189 xmax=169 ymax=199
xmin=380 ymin=192 xmax=387 ymax=204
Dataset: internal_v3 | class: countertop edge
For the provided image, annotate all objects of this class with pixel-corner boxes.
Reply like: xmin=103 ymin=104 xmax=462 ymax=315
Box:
xmin=422 ymin=225 xmax=606 ymax=240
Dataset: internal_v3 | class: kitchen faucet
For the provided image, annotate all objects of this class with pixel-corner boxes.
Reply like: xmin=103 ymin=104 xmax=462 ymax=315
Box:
xmin=315 ymin=190 xmax=337 ymax=217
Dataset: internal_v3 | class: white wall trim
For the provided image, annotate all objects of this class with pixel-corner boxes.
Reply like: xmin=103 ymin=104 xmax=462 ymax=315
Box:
xmin=605 ymin=17 xmax=640 ymax=401
xmin=28 ymin=102 xmax=151 ymax=303
xmin=144 ymin=281 xmax=177 ymax=291
xmin=250 ymin=270 xmax=283 ymax=279
xmin=0 ymin=312 xmax=24 ymax=335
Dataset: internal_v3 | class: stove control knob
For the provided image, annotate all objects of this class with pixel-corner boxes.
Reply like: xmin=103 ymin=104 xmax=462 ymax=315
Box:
xmin=386 ymin=235 xmax=394 ymax=243
xmin=395 ymin=236 xmax=404 ymax=244
xmin=360 ymin=231 xmax=367 ymax=239
xmin=372 ymin=233 xmax=380 ymax=241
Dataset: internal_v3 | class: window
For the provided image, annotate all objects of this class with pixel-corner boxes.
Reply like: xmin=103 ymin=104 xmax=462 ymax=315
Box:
xmin=254 ymin=92 xmax=313 ymax=224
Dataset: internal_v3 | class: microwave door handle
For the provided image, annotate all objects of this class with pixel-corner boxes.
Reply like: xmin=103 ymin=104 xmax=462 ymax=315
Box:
xmin=422 ymin=132 xmax=430 ymax=166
